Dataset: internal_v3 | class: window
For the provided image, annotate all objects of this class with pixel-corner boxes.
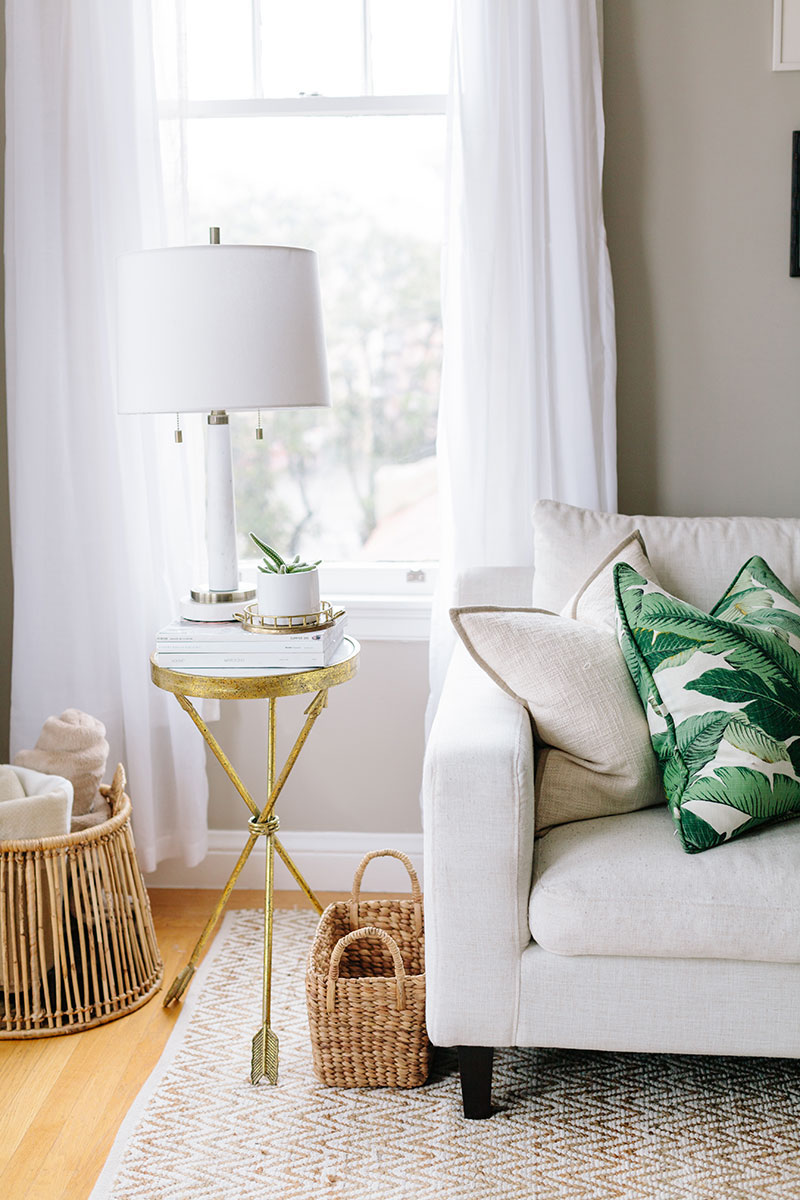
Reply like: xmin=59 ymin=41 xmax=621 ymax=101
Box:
xmin=152 ymin=1 xmax=449 ymax=604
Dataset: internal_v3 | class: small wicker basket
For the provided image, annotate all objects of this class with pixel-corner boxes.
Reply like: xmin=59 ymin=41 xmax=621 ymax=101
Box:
xmin=0 ymin=764 xmax=162 ymax=1038
xmin=305 ymin=849 xmax=429 ymax=1088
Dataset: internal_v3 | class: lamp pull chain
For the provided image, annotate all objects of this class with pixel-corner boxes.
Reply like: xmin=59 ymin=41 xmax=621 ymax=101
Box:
xmin=174 ymin=413 xmax=183 ymax=444
xmin=256 ymin=410 xmax=263 ymax=441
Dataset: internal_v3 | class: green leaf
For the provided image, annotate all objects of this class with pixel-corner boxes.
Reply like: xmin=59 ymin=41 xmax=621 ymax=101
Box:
xmin=644 ymin=631 xmax=708 ymax=671
xmin=650 ymin=730 xmax=673 ymax=764
xmin=677 ymin=807 xmax=726 ymax=854
xmin=789 ymin=739 xmax=800 ymax=777
xmin=613 ymin=563 xmax=649 ymax=626
xmin=638 ymin=592 xmax=705 ymax=633
xmin=744 ymin=556 xmax=800 ymax=608
xmin=723 ymin=624 xmax=800 ymax=690
xmin=619 ymin=631 xmax=646 ymax=702
xmin=685 ymin=666 xmax=771 ymax=705
xmin=686 ymin=667 xmax=800 ymax=741
xmin=723 ymin=715 xmax=790 ymax=763
xmin=686 ymin=766 xmax=800 ymax=821
xmin=712 ymin=556 xmax=800 ymax=615
xmin=734 ymin=608 xmax=800 ymax=641
xmin=249 ymin=533 xmax=286 ymax=570
xmin=674 ymin=710 xmax=737 ymax=776
xmin=715 ymin=590 xmax=775 ymax=620
xmin=652 ymin=647 xmax=705 ymax=673
xmin=661 ymin=753 xmax=689 ymax=805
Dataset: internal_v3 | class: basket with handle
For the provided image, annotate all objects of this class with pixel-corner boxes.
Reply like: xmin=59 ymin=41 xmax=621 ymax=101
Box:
xmin=305 ymin=848 xmax=429 ymax=1087
xmin=0 ymin=764 xmax=162 ymax=1038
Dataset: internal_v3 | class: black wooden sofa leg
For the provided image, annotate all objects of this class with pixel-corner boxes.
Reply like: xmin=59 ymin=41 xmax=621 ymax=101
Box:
xmin=457 ymin=1046 xmax=494 ymax=1119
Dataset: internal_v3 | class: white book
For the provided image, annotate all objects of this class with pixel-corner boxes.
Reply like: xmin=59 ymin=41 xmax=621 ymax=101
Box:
xmin=155 ymin=635 xmax=356 ymax=677
xmin=155 ymin=614 xmax=345 ymax=655
xmin=155 ymin=621 xmax=345 ymax=670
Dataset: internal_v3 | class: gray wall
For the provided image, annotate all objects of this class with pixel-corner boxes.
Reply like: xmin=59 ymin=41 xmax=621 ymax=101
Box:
xmin=205 ymin=639 xmax=429 ymax=833
xmin=604 ymin=0 xmax=800 ymax=518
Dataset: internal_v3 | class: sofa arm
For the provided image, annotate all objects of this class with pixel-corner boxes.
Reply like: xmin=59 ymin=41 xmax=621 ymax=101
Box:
xmin=454 ymin=565 xmax=534 ymax=608
xmin=422 ymin=641 xmax=535 ymax=1047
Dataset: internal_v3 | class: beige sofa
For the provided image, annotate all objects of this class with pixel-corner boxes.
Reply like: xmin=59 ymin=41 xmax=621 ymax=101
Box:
xmin=422 ymin=500 xmax=800 ymax=1117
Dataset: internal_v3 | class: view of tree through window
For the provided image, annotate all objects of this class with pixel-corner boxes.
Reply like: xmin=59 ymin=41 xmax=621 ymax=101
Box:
xmin=153 ymin=1 xmax=449 ymax=565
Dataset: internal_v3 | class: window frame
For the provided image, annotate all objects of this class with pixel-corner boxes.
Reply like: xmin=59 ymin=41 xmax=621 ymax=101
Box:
xmin=156 ymin=4 xmax=447 ymax=637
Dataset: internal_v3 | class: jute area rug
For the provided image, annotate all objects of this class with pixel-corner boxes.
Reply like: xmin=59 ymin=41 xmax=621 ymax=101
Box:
xmin=91 ymin=909 xmax=800 ymax=1200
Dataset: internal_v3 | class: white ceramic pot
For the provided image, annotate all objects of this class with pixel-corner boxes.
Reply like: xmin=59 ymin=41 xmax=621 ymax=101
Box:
xmin=256 ymin=568 xmax=321 ymax=626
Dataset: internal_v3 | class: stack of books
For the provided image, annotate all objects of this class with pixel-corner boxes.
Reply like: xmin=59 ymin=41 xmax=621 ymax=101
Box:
xmin=154 ymin=615 xmax=347 ymax=673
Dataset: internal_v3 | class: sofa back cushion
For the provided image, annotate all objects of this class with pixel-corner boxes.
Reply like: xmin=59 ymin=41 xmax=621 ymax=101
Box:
xmin=532 ymin=500 xmax=800 ymax=616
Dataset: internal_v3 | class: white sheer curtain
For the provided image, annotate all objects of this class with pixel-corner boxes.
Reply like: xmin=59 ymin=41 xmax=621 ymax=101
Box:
xmin=5 ymin=0 xmax=208 ymax=871
xmin=430 ymin=0 xmax=617 ymax=700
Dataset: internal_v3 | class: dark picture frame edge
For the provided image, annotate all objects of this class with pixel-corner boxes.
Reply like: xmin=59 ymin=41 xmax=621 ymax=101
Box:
xmin=790 ymin=130 xmax=800 ymax=277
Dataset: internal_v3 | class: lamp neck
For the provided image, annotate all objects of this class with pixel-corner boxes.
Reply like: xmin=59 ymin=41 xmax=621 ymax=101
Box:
xmin=208 ymin=409 xmax=229 ymax=425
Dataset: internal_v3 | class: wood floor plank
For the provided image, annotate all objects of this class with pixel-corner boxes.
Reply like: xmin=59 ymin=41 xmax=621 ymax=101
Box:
xmin=0 ymin=1035 xmax=82 ymax=1176
xmin=0 ymin=887 xmax=381 ymax=1199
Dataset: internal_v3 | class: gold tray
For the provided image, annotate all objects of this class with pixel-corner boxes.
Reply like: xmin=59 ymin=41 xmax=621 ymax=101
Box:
xmin=235 ymin=600 xmax=345 ymax=634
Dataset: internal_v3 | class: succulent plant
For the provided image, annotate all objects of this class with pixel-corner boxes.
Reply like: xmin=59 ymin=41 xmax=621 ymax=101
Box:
xmin=249 ymin=532 xmax=321 ymax=575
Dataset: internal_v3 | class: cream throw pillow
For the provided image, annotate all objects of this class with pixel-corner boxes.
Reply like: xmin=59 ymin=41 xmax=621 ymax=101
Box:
xmin=450 ymin=606 xmax=664 ymax=835
xmin=560 ymin=531 xmax=658 ymax=629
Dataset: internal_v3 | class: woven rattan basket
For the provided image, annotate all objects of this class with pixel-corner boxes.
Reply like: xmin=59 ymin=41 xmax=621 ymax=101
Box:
xmin=305 ymin=849 xmax=429 ymax=1088
xmin=0 ymin=763 xmax=162 ymax=1038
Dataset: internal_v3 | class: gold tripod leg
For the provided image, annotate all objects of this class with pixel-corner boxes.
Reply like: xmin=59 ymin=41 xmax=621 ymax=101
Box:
xmin=274 ymin=837 xmax=323 ymax=915
xmin=163 ymin=830 xmax=260 ymax=1006
xmin=256 ymin=689 xmax=329 ymax=824
xmin=251 ymin=813 xmax=279 ymax=1084
xmin=252 ymin=699 xmax=279 ymax=1083
xmin=165 ymin=689 xmax=331 ymax=1007
xmin=175 ymin=693 xmax=259 ymax=817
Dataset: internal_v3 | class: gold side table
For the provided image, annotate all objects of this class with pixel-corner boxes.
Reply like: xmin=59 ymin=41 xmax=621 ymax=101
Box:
xmin=150 ymin=636 xmax=360 ymax=1084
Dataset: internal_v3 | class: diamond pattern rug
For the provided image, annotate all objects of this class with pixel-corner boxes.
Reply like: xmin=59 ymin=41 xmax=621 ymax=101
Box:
xmin=91 ymin=909 xmax=800 ymax=1200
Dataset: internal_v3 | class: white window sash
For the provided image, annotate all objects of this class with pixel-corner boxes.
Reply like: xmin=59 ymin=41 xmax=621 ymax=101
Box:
xmin=158 ymin=95 xmax=446 ymax=119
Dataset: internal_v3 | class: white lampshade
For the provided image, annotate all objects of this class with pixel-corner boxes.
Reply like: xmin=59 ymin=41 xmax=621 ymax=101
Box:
xmin=116 ymin=244 xmax=330 ymax=414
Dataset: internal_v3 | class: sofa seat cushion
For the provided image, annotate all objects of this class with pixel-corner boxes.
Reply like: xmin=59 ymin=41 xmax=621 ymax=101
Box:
xmin=529 ymin=806 xmax=800 ymax=961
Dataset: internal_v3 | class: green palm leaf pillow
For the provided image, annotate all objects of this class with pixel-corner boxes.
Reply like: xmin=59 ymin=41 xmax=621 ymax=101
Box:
xmin=613 ymin=556 xmax=800 ymax=853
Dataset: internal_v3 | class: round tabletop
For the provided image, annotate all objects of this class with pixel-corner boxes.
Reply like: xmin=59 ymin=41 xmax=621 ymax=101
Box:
xmin=150 ymin=636 xmax=360 ymax=700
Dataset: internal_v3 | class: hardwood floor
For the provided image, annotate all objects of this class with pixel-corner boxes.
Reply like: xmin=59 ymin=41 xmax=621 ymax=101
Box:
xmin=0 ymin=888 xmax=353 ymax=1200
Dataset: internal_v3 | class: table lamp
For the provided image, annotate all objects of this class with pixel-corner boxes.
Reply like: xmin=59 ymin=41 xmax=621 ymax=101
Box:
xmin=116 ymin=230 xmax=330 ymax=621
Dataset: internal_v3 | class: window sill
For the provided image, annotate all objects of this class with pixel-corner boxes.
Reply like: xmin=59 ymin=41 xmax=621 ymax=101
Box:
xmin=327 ymin=593 xmax=431 ymax=642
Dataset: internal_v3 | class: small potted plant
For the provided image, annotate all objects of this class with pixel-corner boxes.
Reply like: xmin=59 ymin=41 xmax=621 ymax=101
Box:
xmin=250 ymin=533 xmax=321 ymax=625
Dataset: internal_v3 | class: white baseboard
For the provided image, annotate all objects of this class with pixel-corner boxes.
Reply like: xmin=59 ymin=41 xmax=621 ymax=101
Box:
xmin=144 ymin=829 xmax=424 ymax=892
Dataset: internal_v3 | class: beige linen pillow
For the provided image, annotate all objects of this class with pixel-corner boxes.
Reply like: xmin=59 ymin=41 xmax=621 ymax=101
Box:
xmin=450 ymin=606 xmax=664 ymax=835
xmin=560 ymin=531 xmax=660 ymax=630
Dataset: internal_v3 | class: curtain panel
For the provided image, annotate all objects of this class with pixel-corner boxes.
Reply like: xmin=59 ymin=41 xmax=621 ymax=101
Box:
xmin=5 ymin=0 xmax=208 ymax=871
xmin=430 ymin=0 xmax=617 ymax=705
